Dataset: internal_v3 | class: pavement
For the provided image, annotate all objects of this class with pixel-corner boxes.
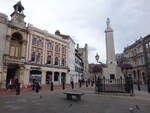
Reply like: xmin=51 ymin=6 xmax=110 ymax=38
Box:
xmin=0 ymin=86 xmax=150 ymax=113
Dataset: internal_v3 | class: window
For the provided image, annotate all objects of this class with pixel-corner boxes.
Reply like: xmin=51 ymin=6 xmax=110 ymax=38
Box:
xmin=38 ymin=39 xmax=42 ymax=47
xmin=47 ymin=42 xmax=53 ymax=50
xmin=55 ymin=57 xmax=59 ymax=65
xmin=61 ymin=57 xmax=65 ymax=66
xmin=54 ymin=73 xmax=59 ymax=81
xmin=62 ymin=47 xmax=65 ymax=53
xmin=36 ymin=53 xmax=41 ymax=64
xmin=32 ymin=38 xmax=36 ymax=46
xmin=146 ymin=43 xmax=149 ymax=48
xmin=110 ymin=74 xmax=115 ymax=79
xmin=47 ymin=55 xmax=52 ymax=64
xmin=55 ymin=44 xmax=60 ymax=52
xmin=149 ymin=41 xmax=150 ymax=47
xmin=31 ymin=52 xmax=36 ymax=62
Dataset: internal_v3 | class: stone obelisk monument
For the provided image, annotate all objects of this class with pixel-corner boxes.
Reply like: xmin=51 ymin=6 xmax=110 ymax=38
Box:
xmin=103 ymin=18 xmax=123 ymax=79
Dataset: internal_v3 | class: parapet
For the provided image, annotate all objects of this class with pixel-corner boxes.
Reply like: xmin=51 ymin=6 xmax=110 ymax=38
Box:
xmin=0 ymin=12 xmax=8 ymax=24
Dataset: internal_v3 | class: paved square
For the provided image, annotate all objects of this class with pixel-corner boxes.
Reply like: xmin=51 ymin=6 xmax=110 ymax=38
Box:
xmin=0 ymin=87 xmax=150 ymax=113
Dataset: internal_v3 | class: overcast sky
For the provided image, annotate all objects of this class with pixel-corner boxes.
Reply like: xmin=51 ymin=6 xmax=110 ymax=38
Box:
xmin=1 ymin=0 xmax=150 ymax=63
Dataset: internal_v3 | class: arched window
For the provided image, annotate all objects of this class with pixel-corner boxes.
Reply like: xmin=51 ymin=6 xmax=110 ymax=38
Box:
xmin=10 ymin=32 xmax=22 ymax=57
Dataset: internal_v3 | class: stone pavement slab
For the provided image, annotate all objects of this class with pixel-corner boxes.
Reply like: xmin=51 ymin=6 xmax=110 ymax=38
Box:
xmin=0 ymin=87 xmax=150 ymax=113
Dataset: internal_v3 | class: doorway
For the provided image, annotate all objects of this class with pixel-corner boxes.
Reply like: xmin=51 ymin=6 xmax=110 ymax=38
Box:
xmin=6 ymin=65 xmax=19 ymax=84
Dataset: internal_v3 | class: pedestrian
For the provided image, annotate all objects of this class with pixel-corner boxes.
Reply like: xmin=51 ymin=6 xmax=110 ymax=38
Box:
xmin=12 ymin=77 xmax=17 ymax=90
xmin=50 ymin=81 xmax=53 ymax=91
xmin=9 ymin=78 xmax=13 ymax=90
xmin=62 ymin=80 xmax=65 ymax=90
xmin=32 ymin=79 xmax=36 ymax=90
xmin=35 ymin=81 xmax=40 ymax=93
xmin=86 ymin=80 xmax=88 ymax=87
xmin=79 ymin=79 xmax=82 ymax=88
xmin=91 ymin=79 xmax=94 ymax=87
xmin=71 ymin=80 xmax=74 ymax=89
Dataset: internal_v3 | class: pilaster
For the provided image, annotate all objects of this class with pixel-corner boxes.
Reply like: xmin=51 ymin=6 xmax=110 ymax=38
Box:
xmin=41 ymin=70 xmax=46 ymax=85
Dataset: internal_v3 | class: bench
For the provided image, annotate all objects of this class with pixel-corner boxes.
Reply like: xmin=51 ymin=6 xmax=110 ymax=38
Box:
xmin=64 ymin=92 xmax=84 ymax=100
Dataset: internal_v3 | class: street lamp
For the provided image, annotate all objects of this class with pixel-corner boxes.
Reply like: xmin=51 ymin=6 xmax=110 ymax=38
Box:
xmin=95 ymin=53 xmax=102 ymax=64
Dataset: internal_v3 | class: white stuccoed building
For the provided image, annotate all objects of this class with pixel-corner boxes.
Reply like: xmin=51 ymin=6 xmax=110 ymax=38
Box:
xmin=103 ymin=18 xmax=123 ymax=79
xmin=55 ymin=31 xmax=76 ymax=83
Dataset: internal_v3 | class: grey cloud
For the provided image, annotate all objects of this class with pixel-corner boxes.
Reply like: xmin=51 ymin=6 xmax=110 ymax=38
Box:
xmin=1 ymin=0 xmax=150 ymax=63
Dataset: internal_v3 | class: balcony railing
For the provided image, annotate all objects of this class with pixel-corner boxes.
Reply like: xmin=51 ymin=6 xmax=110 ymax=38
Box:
xmin=3 ymin=54 xmax=25 ymax=65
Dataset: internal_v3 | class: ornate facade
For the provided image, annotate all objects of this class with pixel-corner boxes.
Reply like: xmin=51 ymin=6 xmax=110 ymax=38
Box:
xmin=0 ymin=2 xmax=69 ymax=88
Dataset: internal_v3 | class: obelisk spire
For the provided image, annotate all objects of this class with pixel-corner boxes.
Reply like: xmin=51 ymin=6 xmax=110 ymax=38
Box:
xmin=106 ymin=18 xmax=110 ymax=28
xmin=105 ymin=17 xmax=113 ymax=32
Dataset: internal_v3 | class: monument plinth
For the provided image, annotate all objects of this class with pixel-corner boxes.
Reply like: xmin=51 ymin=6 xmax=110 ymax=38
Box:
xmin=103 ymin=18 xmax=123 ymax=79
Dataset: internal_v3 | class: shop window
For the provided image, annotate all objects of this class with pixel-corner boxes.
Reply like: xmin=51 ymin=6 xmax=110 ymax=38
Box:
xmin=47 ymin=55 xmax=52 ymax=64
xmin=32 ymin=38 xmax=36 ymax=46
xmin=31 ymin=52 xmax=36 ymax=62
xmin=29 ymin=70 xmax=42 ymax=83
xmin=54 ymin=72 xmax=59 ymax=81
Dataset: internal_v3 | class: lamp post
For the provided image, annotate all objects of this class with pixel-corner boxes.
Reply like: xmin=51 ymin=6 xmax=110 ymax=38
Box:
xmin=95 ymin=53 xmax=102 ymax=64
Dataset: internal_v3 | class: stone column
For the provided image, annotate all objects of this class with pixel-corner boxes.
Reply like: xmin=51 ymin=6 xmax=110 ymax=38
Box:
xmin=52 ymin=72 xmax=54 ymax=82
xmin=1 ymin=66 xmax=7 ymax=88
xmin=19 ymin=66 xmax=25 ymax=86
xmin=5 ymin=35 xmax=11 ymax=55
xmin=21 ymin=40 xmax=27 ymax=58
xmin=41 ymin=70 xmax=46 ymax=85
xmin=23 ymin=69 xmax=30 ymax=85
xmin=53 ymin=42 xmax=55 ymax=65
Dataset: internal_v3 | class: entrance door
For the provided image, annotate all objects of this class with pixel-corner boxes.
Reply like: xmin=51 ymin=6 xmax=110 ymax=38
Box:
xmin=6 ymin=68 xmax=17 ymax=83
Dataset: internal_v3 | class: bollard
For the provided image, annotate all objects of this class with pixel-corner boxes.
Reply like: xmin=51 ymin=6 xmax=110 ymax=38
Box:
xmin=35 ymin=82 xmax=40 ymax=93
xmin=71 ymin=81 xmax=74 ymax=89
xmin=62 ymin=81 xmax=65 ymax=90
xmin=16 ymin=82 xmax=20 ymax=95
xmin=51 ymin=82 xmax=53 ymax=91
